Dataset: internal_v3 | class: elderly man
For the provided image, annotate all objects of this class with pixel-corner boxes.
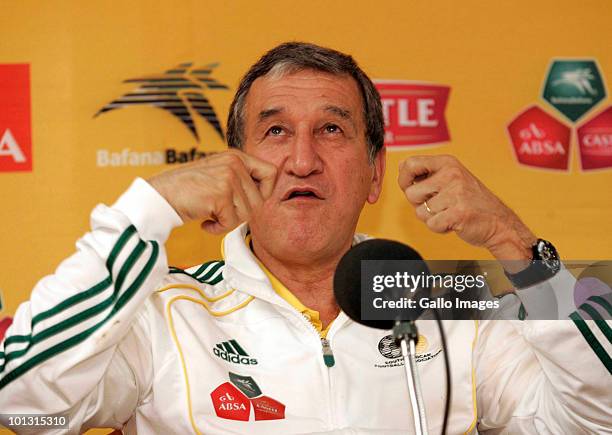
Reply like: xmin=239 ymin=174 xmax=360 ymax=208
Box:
xmin=0 ymin=42 xmax=609 ymax=434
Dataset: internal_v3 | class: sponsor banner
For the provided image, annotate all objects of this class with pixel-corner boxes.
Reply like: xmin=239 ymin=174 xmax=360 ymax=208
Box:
xmin=94 ymin=62 xmax=228 ymax=167
xmin=577 ymin=106 xmax=612 ymax=170
xmin=374 ymin=81 xmax=450 ymax=148
xmin=507 ymin=105 xmax=571 ymax=170
xmin=543 ymin=59 xmax=606 ymax=122
xmin=210 ymin=372 xmax=285 ymax=421
xmin=0 ymin=64 xmax=32 ymax=172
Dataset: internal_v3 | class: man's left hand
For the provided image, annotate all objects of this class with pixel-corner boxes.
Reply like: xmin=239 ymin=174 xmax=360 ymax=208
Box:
xmin=398 ymin=155 xmax=537 ymax=261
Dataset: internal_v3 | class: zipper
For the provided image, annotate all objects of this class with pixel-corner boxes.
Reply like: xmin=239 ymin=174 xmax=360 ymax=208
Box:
xmin=296 ymin=310 xmax=336 ymax=368
xmin=321 ymin=337 xmax=335 ymax=367
xmin=292 ymin=309 xmax=337 ymax=430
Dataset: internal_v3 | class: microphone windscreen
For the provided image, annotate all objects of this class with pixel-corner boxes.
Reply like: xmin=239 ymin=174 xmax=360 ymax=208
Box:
xmin=334 ymin=239 xmax=429 ymax=330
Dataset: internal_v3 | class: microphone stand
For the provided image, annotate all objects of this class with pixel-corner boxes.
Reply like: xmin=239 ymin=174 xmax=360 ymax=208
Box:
xmin=393 ymin=320 xmax=429 ymax=435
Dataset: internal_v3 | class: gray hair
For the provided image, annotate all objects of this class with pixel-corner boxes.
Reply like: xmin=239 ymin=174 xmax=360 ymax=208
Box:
xmin=226 ymin=42 xmax=384 ymax=162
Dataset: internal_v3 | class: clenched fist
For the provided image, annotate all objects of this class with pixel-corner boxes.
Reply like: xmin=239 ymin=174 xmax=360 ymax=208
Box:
xmin=398 ymin=155 xmax=536 ymax=261
xmin=148 ymin=149 xmax=277 ymax=235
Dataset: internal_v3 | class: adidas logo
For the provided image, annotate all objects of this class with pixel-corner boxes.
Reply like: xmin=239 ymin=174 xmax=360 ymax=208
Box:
xmin=213 ymin=339 xmax=258 ymax=365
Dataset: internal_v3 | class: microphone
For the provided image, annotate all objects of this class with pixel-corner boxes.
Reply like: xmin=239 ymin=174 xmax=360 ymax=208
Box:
xmin=333 ymin=239 xmax=451 ymax=435
xmin=333 ymin=239 xmax=431 ymax=329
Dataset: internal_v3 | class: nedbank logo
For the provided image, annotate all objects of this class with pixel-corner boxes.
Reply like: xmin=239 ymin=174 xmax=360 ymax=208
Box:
xmin=95 ymin=62 xmax=228 ymax=140
xmin=543 ymin=60 xmax=606 ymax=122
xmin=213 ymin=339 xmax=258 ymax=365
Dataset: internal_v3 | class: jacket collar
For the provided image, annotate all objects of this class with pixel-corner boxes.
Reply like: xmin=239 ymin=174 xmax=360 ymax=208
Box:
xmin=221 ymin=223 xmax=369 ymax=307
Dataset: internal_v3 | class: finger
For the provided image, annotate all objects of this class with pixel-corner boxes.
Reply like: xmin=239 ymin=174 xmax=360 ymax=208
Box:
xmin=235 ymin=152 xmax=278 ymax=199
xmin=201 ymin=198 xmax=241 ymax=235
xmin=424 ymin=209 xmax=459 ymax=234
xmin=398 ymin=155 xmax=455 ymax=190
xmin=232 ymin=163 xmax=265 ymax=210
xmin=415 ymin=202 xmax=432 ymax=222
xmin=402 ymin=171 xmax=444 ymax=206
xmin=231 ymin=179 xmax=253 ymax=222
xmin=414 ymin=191 xmax=454 ymax=221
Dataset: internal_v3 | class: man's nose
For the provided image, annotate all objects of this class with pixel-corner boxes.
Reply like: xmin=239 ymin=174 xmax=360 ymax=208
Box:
xmin=285 ymin=128 xmax=323 ymax=177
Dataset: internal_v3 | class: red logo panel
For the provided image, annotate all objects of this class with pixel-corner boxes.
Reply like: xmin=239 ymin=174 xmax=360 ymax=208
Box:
xmin=375 ymin=81 xmax=450 ymax=148
xmin=210 ymin=382 xmax=251 ymax=421
xmin=577 ymin=106 xmax=612 ymax=170
xmin=507 ymin=105 xmax=571 ymax=170
xmin=252 ymin=396 xmax=286 ymax=421
xmin=0 ymin=317 xmax=13 ymax=342
xmin=210 ymin=375 xmax=287 ymax=423
xmin=0 ymin=64 xmax=32 ymax=172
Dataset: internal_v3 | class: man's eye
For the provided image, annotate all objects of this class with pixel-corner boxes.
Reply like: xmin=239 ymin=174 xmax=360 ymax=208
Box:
xmin=267 ymin=126 xmax=284 ymax=136
xmin=324 ymin=124 xmax=341 ymax=134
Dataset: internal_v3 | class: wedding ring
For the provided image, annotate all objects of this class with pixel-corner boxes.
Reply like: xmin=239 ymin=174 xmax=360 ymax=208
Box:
xmin=424 ymin=200 xmax=433 ymax=214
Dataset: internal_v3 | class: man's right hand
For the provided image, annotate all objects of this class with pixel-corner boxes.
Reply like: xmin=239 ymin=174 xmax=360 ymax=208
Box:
xmin=147 ymin=149 xmax=277 ymax=235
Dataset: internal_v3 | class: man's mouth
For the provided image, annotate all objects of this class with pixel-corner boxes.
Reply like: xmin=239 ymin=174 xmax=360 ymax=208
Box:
xmin=282 ymin=187 xmax=324 ymax=201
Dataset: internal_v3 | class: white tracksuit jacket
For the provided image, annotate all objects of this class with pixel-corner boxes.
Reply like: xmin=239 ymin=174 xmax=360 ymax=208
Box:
xmin=0 ymin=178 xmax=610 ymax=434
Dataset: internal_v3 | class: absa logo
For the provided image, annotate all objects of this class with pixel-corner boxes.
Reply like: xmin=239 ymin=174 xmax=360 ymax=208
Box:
xmin=0 ymin=64 xmax=32 ymax=172
xmin=507 ymin=105 xmax=571 ymax=170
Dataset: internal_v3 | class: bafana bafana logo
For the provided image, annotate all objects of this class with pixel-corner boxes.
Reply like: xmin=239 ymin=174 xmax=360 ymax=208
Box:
xmin=95 ymin=62 xmax=229 ymax=141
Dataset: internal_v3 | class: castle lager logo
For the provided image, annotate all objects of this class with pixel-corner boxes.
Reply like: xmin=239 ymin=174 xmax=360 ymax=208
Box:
xmin=96 ymin=62 xmax=228 ymax=140
xmin=0 ymin=64 xmax=32 ymax=172
xmin=507 ymin=106 xmax=571 ymax=170
xmin=543 ymin=60 xmax=606 ymax=122
xmin=577 ymin=106 xmax=612 ymax=170
xmin=374 ymin=80 xmax=450 ymax=148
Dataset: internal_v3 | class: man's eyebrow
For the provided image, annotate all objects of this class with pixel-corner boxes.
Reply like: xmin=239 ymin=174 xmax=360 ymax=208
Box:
xmin=258 ymin=107 xmax=284 ymax=122
xmin=324 ymin=105 xmax=351 ymax=119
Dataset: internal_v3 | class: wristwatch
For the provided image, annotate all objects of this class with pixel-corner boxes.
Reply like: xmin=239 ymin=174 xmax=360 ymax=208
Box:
xmin=505 ymin=239 xmax=561 ymax=289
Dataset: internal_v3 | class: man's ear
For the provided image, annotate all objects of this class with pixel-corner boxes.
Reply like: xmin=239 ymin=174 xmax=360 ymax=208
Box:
xmin=367 ymin=147 xmax=386 ymax=204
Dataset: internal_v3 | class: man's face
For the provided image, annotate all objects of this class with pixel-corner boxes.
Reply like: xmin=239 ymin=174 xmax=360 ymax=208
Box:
xmin=243 ymin=69 xmax=385 ymax=262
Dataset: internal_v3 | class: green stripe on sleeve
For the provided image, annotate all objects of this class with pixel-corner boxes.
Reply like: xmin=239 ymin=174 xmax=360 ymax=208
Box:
xmin=0 ymin=241 xmax=159 ymax=389
xmin=2 ymin=241 xmax=147 ymax=366
xmin=106 ymin=225 xmax=137 ymax=271
xmin=30 ymin=277 xmax=113 ymax=330
xmin=569 ymin=312 xmax=612 ymax=375
xmin=27 ymin=225 xmax=136 ymax=330
xmin=588 ymin=296 xmax=612 ymax=317
xmin=112 ymin=241 xmax=159 ymax=314
xmin=114 ymin=240 xmax=146 ymax=293
xmin=579 ymin=304 xmax=612 ymax=345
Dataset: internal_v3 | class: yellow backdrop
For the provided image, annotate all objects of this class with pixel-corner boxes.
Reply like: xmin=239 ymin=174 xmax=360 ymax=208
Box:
xmin=1 ymin=1 xmax=611 ymax=432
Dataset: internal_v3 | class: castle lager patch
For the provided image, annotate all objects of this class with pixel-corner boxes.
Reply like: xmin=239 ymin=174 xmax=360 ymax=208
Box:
xmin=374 ymin=81 xmax=450 ymax=148
xmin=577 ymin=106 xmax=612 ymax=170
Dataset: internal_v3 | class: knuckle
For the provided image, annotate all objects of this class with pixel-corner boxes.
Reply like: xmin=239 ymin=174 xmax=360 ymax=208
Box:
xmin=447 ymin=166 xmax=463 ymax=179
xmin=221 ymin=151 xmax=242 ymax=167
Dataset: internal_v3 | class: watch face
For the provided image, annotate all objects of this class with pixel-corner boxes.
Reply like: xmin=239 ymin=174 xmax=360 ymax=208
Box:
xmin=537 ymin=240 xmax=561 ymax=272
